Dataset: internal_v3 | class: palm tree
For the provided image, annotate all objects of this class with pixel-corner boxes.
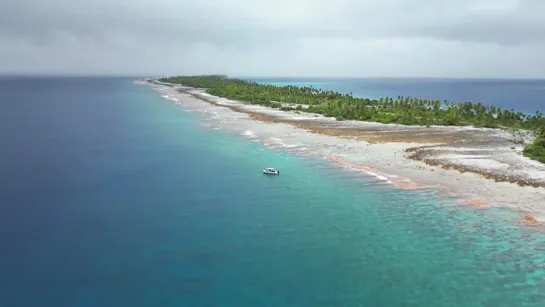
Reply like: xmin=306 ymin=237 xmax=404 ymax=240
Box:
xmin=537 ymin=125 xmax=545 ymax=139
xmin=161 ymin=75 xmax=544 ymax=132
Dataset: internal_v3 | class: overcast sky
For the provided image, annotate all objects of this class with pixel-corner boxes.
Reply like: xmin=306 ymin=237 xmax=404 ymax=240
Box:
xmin=1 ymin=0 xmax=544 ymax=77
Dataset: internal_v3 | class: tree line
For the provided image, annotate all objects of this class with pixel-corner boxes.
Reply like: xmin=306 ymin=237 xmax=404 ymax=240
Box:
xmin=159 ymin=75 xmax=545 ymax=163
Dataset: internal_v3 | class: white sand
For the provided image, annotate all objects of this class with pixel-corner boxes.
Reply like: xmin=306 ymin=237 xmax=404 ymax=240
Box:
xmin=147 ymin=81 xmax=545 ymax=221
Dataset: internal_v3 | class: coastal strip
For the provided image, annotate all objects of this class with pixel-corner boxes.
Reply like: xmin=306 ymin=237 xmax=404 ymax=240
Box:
xmin=141 ymin=78 xmax=545 ymax=224
xmin=173 ymin=82 xmax=545 ymax=187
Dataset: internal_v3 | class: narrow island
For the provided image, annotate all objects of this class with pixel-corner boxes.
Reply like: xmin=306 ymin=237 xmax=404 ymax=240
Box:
xmin=146 ymin=75 xmax=545 ymax=221
xmin=159 ymin=75 xmax=545 ymax=164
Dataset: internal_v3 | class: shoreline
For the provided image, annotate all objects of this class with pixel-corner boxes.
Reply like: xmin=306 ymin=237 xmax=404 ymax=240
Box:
xmin=140 ymin=79 xmax=545 ymax=224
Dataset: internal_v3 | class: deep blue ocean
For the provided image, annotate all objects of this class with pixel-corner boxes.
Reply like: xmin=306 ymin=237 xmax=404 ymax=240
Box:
xmin=2 ymin=77 xmax=545 ymax=307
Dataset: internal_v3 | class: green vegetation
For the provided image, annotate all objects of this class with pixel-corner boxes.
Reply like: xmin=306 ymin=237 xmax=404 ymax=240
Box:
xmin=523 ymin=126 xmax=545 ymax=163
xmin=159 ymin=75 xmax=545 ymax=163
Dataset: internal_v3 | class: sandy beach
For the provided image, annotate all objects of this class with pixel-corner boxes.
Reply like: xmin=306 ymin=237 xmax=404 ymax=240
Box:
xmin=142 ymin=80 xmax=545 ymax=223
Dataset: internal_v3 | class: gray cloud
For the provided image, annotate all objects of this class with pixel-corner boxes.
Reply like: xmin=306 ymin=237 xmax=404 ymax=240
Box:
xmin=1 ymin=0 xmax=544 ymax=77
xmin=412 ymin=0 xmax=545 ymax=45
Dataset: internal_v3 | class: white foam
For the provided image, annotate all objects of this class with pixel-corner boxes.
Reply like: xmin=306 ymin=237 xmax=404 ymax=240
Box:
xmin=283 ymin=144 xmax=300 ymax=148
xmin=369 ymin=172 xmax=393 ymax=184
xmin=160 ymin=94 xmax=180 ymax=104
xmin=241 ymin=130 xmax=257 ymax=138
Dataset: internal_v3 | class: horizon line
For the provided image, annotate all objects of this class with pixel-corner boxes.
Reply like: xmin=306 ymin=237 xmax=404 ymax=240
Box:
xmin=1 ymin=73 xmax=545 ymax=81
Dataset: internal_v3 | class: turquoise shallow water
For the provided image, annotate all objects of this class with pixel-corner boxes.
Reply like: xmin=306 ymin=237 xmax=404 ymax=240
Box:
xmin=1 ymin=78 xmax=545 ymax=306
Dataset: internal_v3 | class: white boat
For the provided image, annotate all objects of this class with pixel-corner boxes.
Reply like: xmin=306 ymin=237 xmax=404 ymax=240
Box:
xmin=263 ymin=167 xmax=280 ymax=175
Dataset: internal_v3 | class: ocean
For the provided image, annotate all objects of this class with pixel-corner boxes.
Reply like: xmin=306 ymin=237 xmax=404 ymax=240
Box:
xmin=1 ymin=77 xmax=545 ymax=307
xmin=251 ymin=78 xmax=545 ymax=114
